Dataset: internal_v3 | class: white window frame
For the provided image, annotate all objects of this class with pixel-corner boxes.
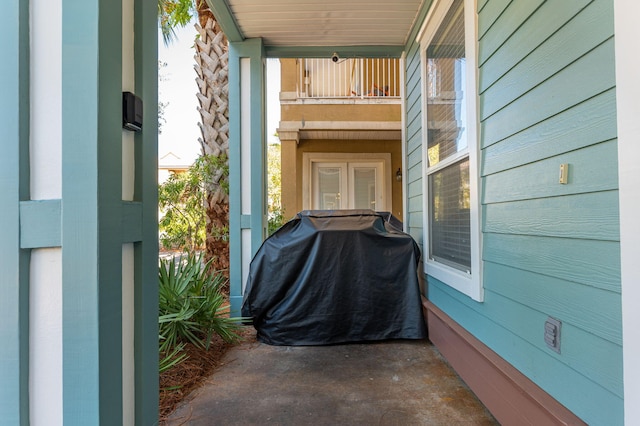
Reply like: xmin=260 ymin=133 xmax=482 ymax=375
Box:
xmin=418 ymin=0 xmax=483 ymax=301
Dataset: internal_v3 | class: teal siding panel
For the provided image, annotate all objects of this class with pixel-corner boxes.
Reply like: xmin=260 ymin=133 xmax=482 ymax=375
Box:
xmin=405 ymin=36 xmax=424 ymax=241
xmin=482 ymin=38 xmax=615 ymax=145
xmin=477 ymin=0 xmax=511 ymax=39
xmin=405 ymin=114 xmax=422 ymax=148
xmin=406 ymin=88 xmax=422 ymax=120
xmin=408 ymin=211 xmax=423 ymax=229
xmin=479 ymin=0 xmax=592 ymax=92
xmin=408 ymin=227 xmax=423 ymax=248
xmin=416 ymin=0 xmax=624 ymax=422
xmin=479 ymin=0 xmax=544 ymax=64
xmin=408 ymin=195 xmax=422 ymax=213
xmin=483 ymin=140 xmax=618 ymax=203
xmin=482 ymin=89 xmax=617 ymax=171
xmin=485 ymin=262 xmax=622 ymax=345
xmin=483 ymin=233 xmax=620 ymax=292
xmin=480 ymin=287 xmax=622 ymax=397
xmin=483 ymin=191 xmax=619 ymax=241
xmin=407 ymin=163 xmax=422 ymax=185
xmin=405 ymin=51 xmax=421 ymax=87
xmin=407 ymin=145 xmax=422 ymax=171
xmin=407 ymin=179 xmax=422 ymax=199
xmin=429 ymin=281 xmax=623 ymax=425
xmin=406 ymin=130 xmax=422 ymax=156
xmin=406 ymin=78 xmax=421 ymax=105
xmin=481 ymin=0 xmax=613 ymax=119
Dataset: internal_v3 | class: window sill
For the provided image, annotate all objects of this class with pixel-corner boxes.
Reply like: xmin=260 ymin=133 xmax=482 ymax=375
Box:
xmin=425 ymin=259 xmax=483 ymax=302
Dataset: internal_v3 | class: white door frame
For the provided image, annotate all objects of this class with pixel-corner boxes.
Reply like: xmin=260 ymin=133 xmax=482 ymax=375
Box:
xmin=302 ymin=152 xmax=392 ymax=211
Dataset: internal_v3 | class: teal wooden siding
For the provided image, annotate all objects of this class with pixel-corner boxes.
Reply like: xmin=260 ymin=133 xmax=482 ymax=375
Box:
xmin=403 ymin=1 xmax=431 ymax=250
xmin=406 ymin=0 xmax=622 ymax=424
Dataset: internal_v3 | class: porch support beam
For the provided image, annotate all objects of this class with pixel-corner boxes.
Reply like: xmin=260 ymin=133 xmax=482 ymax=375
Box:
xmin=0 ymin=0 xmax=30 ymax=423
xmin=229 ymin=38 xmax=267 ymax=316
xmin=265 ymin=45 xmax=405 ymax=59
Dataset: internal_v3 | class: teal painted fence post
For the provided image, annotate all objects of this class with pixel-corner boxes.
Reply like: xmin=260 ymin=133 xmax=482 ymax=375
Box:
xmin=61 ymin=0 xmax=107 ymax=421
xmin=0 ymin=0 xmax=30 ymax=424
xmin=229 ymin=38 xmax=267 ymax=317
xmin=61 ymin=0 xmax=159 ymax=423
xmin=134 ymin=0 xmax=160 ymax=421
xmin=1 ymin=0 xmax=158 ymax=424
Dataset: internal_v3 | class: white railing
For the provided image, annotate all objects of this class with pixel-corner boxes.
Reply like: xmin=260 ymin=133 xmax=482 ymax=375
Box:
xmin=297 ymin=58 xmax=401 ymax=99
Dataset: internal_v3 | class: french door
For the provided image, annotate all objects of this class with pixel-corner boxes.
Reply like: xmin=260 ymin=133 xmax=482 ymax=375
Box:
xmin=309 ymin=160 xmax=388 ymax=211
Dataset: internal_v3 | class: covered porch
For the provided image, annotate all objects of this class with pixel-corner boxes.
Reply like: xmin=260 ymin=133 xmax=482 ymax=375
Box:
xmin=3 ymin=0 xmax=640 ymax=424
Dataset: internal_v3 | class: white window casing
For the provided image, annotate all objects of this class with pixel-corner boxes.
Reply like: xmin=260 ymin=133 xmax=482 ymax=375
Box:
xmin=419 ymin=0 xmax=483 ymax=301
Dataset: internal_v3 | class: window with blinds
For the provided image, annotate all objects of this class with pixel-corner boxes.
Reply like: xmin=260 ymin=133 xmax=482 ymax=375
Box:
xmin=425 ymin=0 xmax=473 ymax=274
xmin=420 ymin=0 xmax=481 ymax=299
xmin=429 ymin=158 xmax=471 ymax=272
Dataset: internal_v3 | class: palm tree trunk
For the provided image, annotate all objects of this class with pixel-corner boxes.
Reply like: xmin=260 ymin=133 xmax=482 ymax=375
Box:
xmin=194 ymin=6 xmax=230 ymax=276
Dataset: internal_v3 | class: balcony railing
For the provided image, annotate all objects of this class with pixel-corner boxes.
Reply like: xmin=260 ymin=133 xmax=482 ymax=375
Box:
xmin=296 ymin=58 xmax=401 ymax=99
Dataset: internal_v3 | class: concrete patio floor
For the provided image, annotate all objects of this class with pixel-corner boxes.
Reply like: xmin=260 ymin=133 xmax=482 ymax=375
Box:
xmin=164 ymin=338 xmax=498 ymax=425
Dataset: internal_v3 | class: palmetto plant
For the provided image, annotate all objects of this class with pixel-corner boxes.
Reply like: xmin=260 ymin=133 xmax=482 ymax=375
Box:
xmin=159 ymin=253 xmax=240 ymax=355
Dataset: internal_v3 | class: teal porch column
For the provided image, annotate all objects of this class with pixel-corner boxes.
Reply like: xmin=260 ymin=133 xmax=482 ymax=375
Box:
xmin=228 ymin=38 xmax=267 ymax=316
xmin=0 ymin=0 xmax=158 ymax=424
xmin=0 ymin=0 xmax=30 ymax=423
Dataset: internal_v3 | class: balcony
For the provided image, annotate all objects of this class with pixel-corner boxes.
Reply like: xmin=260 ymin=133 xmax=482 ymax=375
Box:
xmin=283 ymin=58 xmax=402 ymax=104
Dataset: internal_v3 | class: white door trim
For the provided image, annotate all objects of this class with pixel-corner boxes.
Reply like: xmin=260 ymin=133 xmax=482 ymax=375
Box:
xmin=302 ymin=152 xmax=392 ymax=211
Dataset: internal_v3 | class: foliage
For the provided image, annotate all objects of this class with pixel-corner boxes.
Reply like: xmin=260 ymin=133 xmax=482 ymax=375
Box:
xmin=199 ymin=152 xmax=230 ymax=196
xmin=267 ymin=142 xmax=285 ymax=235
xmin=158 ymin=253 xmax=241 ymax=354
xmin=158 ymin=154 xmax=230 ymax=252
xmin=158 ymin=61 xmax=169 ymax=134
xmin=159 ymin=341 xmax=188 ymax=373
xmin=158 ymin=0 xmax=196 ymax=46
xmin=158 ymin=165 xmax=207 ymax=252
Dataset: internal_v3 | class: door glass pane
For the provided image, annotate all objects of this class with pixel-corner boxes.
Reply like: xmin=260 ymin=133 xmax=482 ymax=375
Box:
xmin=353 ymin=167 xmax=377 ymax=210
xmin=318 ymin=167 xmax=342 ymax=209
xmin=428 ymin=158 xmax=471 ymax=272
xmin=426 ymin=0 xmax=467 ymax=168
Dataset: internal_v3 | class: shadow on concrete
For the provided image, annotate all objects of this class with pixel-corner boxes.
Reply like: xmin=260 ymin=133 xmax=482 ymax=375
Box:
xmin=164 ymin=338 xmax=498 ymax=425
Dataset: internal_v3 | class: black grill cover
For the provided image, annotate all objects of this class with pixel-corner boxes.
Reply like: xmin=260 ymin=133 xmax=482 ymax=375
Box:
xmin=241 ymin=210 xmax=427 ymax=345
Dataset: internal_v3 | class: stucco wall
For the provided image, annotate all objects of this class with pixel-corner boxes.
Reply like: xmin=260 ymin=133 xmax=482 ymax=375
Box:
xmin=281 ymin=139 xmax=403 ymax=221
xmin=282 ymin=103 xmax=401 ymax=123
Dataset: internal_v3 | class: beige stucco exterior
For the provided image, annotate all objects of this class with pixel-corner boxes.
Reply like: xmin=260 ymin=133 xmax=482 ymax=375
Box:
xmin=278 ymin=58 xmax=403 ymax=222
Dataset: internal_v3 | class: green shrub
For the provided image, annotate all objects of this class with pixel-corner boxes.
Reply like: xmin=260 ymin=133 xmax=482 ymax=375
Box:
xmin=158 ymin=252 xmax=241 ymax=354
xmin=158 ymin=167 xmax=207 ymax=252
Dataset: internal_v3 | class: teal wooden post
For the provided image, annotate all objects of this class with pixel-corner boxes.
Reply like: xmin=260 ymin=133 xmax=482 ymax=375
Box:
xmin=61 ymin=0 xmax=115 ymax=421
xmin=60 ymin=0 xmax=159 ymax=423
xmin=0 ymin=0 xmax=30 ymax=423
xmin=134 ymin=0 xmax=160 ymax=421
xmin=229 ymin=38 xmax=267 ymax=316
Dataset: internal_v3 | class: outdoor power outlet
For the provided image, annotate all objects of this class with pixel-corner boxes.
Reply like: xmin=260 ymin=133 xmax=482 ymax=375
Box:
xmin=544 ymin=317 xmax=562 ymax=354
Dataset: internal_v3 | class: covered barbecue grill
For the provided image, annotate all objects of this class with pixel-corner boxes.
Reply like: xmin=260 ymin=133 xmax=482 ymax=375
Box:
xmin=241 ymin=210 xmax=427 ymax=345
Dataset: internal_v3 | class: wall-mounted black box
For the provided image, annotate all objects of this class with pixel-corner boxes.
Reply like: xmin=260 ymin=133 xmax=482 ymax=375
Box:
xmin=122 ymin=91 xmax=143 ymax=132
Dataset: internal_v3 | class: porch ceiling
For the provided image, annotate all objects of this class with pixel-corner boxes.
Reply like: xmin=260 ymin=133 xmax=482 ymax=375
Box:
xmin=206 ymin=0 xmax=426 ymax=57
